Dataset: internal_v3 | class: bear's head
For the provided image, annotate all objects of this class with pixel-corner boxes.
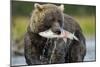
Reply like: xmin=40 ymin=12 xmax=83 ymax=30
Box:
xmin=30 ymin=3 xmax=64 ymax=35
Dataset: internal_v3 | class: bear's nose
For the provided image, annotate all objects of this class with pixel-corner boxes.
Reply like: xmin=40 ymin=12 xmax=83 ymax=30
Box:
xmin=53 ymin=29 xmax=61 ymax=35
xmin=54 ymin=30 xmax=61 ymax=35
xmin=51 ymin=22 xmax=61 ymax=35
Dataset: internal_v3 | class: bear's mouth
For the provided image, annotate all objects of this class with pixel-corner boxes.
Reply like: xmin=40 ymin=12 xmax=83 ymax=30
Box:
xmin=39 ymin=29 xmax=79 ymax=43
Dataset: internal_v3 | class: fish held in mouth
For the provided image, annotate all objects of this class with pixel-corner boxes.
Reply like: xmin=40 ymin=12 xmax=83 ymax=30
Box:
xmin=39 ymin=29 xmax=79 ymax=43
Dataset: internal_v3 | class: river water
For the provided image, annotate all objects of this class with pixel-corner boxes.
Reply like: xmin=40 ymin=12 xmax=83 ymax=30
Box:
xmin=11 ymin=38 xmax=96 ymax=66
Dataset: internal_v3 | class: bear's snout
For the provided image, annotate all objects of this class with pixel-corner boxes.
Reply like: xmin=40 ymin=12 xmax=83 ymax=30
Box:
xmin=51 ymin=22 xmax=62 ymax=35
xmin=52 ymin=28 xmax=61 ymax=35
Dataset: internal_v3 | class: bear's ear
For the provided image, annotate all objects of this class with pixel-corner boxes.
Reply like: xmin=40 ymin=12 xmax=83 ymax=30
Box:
xmin=34 ymin=3 xmax=43 ymax=11
xmin=58 ymin=4 xmax=64 ymax=11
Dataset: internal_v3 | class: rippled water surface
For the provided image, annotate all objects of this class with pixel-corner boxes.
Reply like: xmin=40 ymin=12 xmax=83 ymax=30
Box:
xmin=11 ymin=38 xmax=96 ymax=66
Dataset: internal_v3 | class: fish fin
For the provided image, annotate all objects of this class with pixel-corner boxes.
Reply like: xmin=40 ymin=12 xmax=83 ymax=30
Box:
xmin=72 ymin=33 xmax=79 ymax=41
xmin=73 ymin=36 xmax=79 ymax=41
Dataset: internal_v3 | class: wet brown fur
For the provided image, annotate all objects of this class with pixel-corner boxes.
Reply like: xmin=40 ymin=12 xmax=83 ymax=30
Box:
xmin=24 ymin=4 xmax=86 ymax=65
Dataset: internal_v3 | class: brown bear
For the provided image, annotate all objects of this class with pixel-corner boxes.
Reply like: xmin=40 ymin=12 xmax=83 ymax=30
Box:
xmin=24 ymin=3 xmax=86 ymax=65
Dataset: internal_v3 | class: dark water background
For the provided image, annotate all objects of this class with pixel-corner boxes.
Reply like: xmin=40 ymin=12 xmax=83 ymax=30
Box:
xmin=11 ymin=38 xmax=95 ymax=66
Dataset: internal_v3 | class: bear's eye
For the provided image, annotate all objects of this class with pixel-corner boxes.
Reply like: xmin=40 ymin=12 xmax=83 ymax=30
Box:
xmin=58 ymin=19 xmax=62 ymax=25
xmin=58 ymin=19 xmax=61 ymax=23
xmin=51 ymin=18 xmax=55 ymax=21
xmin=44 ymin=25 xmax=51 ymax=29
